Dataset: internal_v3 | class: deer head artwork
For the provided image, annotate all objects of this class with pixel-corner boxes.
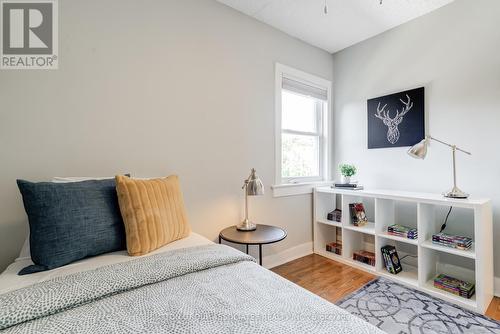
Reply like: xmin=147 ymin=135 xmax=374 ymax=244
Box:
xmin=374 ymin=94 xmax=414 ymax=144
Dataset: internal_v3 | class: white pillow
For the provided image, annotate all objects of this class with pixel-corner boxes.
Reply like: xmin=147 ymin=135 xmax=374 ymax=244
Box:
xmin=18 ymin=236 xmax=30 ymax=260
xmin=52 ymin=176 xmax=117 ymax=183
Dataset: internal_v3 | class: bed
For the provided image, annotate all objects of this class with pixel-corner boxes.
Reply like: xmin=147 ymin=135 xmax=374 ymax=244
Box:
xmin=0 ymin=232 xmax=383 ymax=333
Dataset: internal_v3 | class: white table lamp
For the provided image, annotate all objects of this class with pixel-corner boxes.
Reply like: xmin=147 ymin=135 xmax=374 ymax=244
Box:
xmin=408 ymin=135 xmax=471 ymax=199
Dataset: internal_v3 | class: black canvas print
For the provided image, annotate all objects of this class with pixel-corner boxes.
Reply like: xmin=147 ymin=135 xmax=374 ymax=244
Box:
xmin=367 ymin=87 xmax=425 ymax=149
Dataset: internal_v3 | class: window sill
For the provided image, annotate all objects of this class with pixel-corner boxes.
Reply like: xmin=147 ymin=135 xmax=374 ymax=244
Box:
xmin=271 ymin=181 xmax=334 ymax=197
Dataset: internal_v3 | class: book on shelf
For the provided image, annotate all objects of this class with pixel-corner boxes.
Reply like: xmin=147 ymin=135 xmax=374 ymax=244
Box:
xmin=327 ymin=209 xmax=342 ymax=222
xmin=387 ymin=224 xmax=418 ymax=240
xmin=336 ymin=228 xmax=342 ymax=244
xmin=381 ymin=245 xmax=402 ymax=274
xmin=333 ymin=182 xmax=357 ymax=188
xmin=433 ymin=274 xmax=475 ymax=299
xmin=326 ymin=242 xmax=342 ymax=256
xmin=353 ymin=250 xmax=375 ymax=266
xmin=432 ymin=233 xmax=472 ymax=251
xmin=349 ymin=203 xmax=368 ymax=226
xmin=332 ymin=183 xmax=364 ymax=190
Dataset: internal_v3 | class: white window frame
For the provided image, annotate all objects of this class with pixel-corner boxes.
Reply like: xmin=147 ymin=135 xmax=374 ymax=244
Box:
xmin=273 ymin=63 xmax=332 ymax=197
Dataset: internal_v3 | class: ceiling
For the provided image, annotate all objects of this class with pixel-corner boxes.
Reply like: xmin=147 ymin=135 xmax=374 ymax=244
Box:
xmin=216 ymin=0 xmax=454 ymax=53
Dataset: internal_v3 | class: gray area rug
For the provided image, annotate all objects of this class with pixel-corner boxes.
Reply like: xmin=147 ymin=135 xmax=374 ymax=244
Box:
xmin=336 ymin=278 xmax=500 ymax=334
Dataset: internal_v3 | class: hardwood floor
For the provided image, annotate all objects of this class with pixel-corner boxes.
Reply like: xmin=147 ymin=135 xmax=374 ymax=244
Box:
xmin=271 ymin=253 xmax=375 ymax=303
xmin=271 ymin=254 xmax=500 ymax=321
xmin=486 ymin=297 xmax=500 ymax=321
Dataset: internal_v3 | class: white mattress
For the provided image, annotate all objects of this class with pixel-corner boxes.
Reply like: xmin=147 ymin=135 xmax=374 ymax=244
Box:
xmin=0 ymin=232 xmax=213 ymax=294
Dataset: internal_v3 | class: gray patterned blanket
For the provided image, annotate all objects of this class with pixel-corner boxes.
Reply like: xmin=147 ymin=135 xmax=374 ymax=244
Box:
xmin=0 ymin=244 xmax=382 ymax=333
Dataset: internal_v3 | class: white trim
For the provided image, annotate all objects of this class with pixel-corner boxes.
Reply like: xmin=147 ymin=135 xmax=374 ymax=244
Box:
xmin=275 ymin=63 xmax=332 ymax=186
xmin=495 ymin=276 xmax=500 ymax=297
xmin=282 ymin=129 xmax=320 ymax=137
xmin=263 ymin=241 xmax=313 ymax=269
xmin=271 ymin=181 xmax=334 ymax=197
xmin=275 ymin=64 xmax=283 ymax=185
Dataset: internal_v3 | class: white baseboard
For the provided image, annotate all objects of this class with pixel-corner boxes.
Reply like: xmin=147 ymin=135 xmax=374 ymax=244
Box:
xmin=263 ymin=242 xmax=313 ymax=269
xmin=495 ymin=276 xmax=500 ymax=297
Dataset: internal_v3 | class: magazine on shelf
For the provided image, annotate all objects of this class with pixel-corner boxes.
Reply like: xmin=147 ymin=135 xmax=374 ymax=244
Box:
xmin=432 ymin=233 xmax=472 ymax=251
xmin=434 ymin=274 xmax=475 ymax=299
xmin=387 ymin=224 xmax=418 ymax=240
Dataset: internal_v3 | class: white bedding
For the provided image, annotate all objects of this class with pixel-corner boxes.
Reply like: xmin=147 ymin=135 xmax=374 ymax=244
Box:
xmin=0 ymin=232 xmax=213 ymax=294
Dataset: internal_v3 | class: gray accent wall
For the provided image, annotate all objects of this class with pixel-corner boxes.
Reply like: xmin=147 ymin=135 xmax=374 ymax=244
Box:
xmin=332 ymin=0 xmax=500 ymax=278
xmin=0 ymin=0 xmax=333 ymax=271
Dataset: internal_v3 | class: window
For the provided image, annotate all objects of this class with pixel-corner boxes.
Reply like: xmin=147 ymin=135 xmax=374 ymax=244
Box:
xmin=275 ymin=64 xmax=331 ymax=188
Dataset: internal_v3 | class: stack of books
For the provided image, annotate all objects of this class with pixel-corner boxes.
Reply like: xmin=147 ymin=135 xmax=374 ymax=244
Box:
xmin=432 ymin=233 xmax=472 ymax=250
xmin=381 ymin=245 xmax=402 ymax=274
xmin=326 ymin=242 xmax=342 ymax=256
xmin=434 ymin=274 xmax=475 ymax=299
xmin=387 ymin=224 xmax=418 ymax=240
xmin=353 ymin=250 xmax=375 ymax=266
xmin=327 ymin=209 xmax=342 ymax=222
xmin=333 ymin=182 xmax=364 ymax=190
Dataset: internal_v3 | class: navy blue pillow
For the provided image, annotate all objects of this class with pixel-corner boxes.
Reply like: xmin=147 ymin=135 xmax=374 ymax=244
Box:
xmin=17 ymin=178 xmax=126 ymax=275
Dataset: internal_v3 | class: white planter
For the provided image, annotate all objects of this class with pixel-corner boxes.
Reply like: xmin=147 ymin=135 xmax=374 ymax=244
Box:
xmin=341 ymin=175 xmax=351 ymax=184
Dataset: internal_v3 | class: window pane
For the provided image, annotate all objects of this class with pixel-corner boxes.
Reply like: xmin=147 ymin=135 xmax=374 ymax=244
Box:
xmin=282 ymin=90 xmax=318 ymax=133
xmin=282 ymin=133 xmax=319 ymax=178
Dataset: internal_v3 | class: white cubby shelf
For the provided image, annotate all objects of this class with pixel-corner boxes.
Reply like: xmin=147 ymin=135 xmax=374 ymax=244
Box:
xmin=313 ymin=187 xmax=493 ymax=314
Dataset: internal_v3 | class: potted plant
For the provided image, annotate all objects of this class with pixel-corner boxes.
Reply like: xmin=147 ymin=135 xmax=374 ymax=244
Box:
xmin=339 ymin=163 xmax=357 ymax=184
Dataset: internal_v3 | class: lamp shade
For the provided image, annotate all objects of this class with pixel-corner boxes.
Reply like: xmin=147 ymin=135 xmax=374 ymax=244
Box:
xmin=408 ymin=138 xmax=428 ymax=159
xmin=246 ymin=168 xmax=264 ymax=196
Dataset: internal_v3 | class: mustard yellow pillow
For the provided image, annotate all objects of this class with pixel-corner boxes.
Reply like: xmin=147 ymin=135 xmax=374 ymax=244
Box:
xmin=115 ymin=175 xmax=191 ymax=256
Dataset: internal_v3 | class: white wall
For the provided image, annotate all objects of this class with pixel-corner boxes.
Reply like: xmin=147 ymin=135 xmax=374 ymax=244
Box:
xmin=0 ymin=0 xmax=334 ymax=271
xmin=333 ymin=0 xmax=500 ymax=277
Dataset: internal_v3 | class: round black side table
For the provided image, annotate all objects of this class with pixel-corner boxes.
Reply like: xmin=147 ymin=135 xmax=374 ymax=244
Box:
xmin=218 ymin=224 xmax=287 ymax=265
